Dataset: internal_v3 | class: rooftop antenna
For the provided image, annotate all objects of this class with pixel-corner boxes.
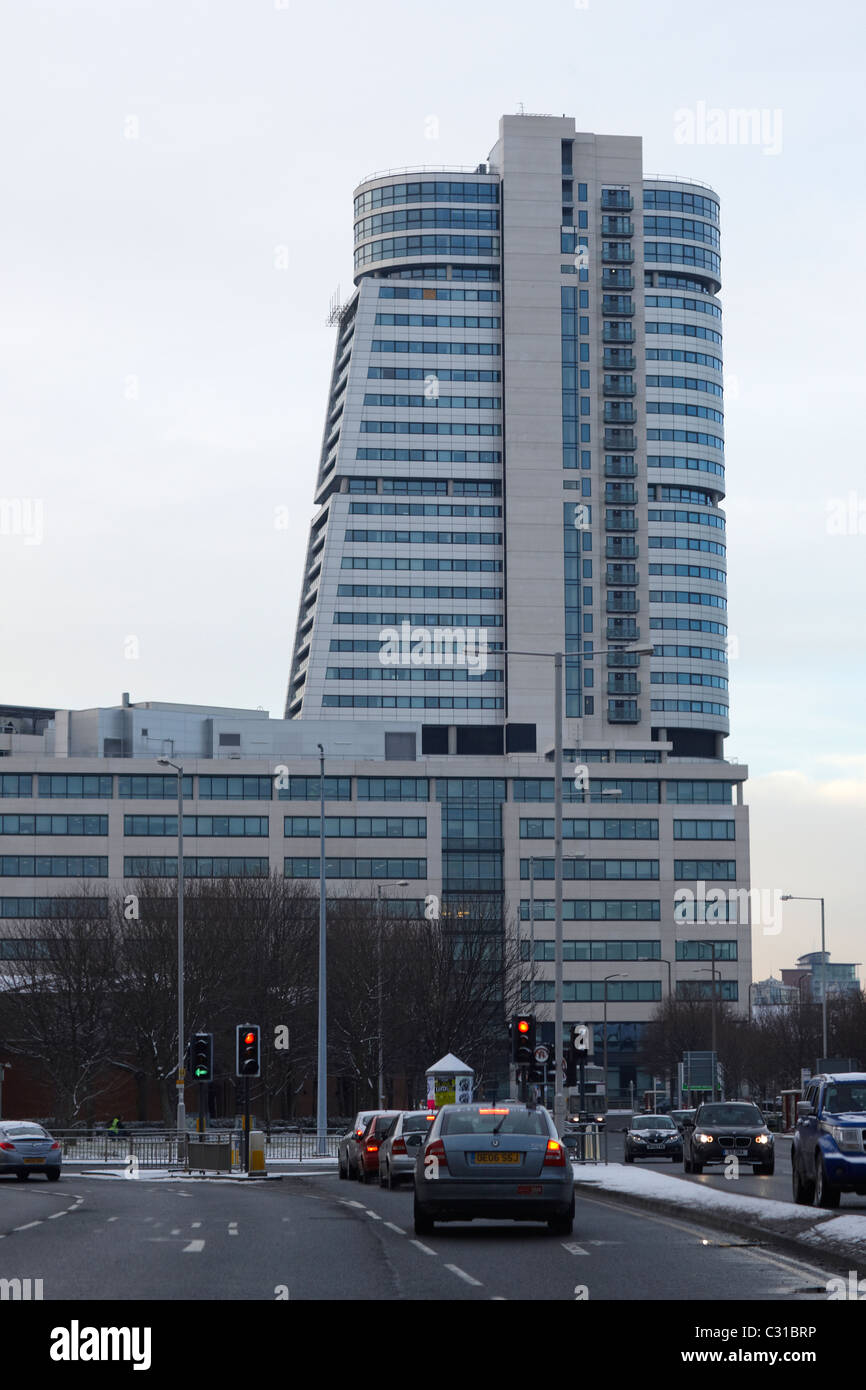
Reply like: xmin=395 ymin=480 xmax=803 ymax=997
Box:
xmin=326 ymin=286 xmax=345 ymax=327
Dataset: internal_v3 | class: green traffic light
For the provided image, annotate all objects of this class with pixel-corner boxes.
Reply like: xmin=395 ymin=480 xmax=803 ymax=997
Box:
xmin=194 ymin=1066 xmax=208 ymax=1077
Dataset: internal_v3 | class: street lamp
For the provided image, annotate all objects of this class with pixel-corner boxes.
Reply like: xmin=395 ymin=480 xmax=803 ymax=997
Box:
xmin=659 ymin=957 xmax=674 ymax=1104
xmin=781 ymin=895 xmax=828 ymax=1061
xmin=602 ymin=972 xmax=627 ymax=1114
xmin=376 ymin=879 xmax=409 ymax=1109
xmin=697 ymin=942 xmax=721 ymax=1101
xmin=316 ymin=744 xmax=327 ymax=1157
xmin=503 ymin=640 xmax=652 ymax=1136
xmin=157 ymin=757 xmax=185 ymax=1140
xmin=526 ymin=853 xmax=584 ymax=1019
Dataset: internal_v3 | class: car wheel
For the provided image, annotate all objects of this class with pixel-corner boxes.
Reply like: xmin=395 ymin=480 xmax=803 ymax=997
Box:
xmin=684 ymin=1155 xmax=692 ymax=1173
xmin=671 ymin=1155 xmax=680 ymax=1163
xmin=46 ymin=1169 xmax=61 ymax=1182
xmin=338 ymin=1156 xmax=347 ymax=1180
xmin=691 ymin=1160 xmax=703 ymax=1175
xmin=624 ymin=1151 xmax=633 ymax=1163
xmin=548 ymin=1208 xmax=574 ymax=1237
xmin=791 ymin=1155 xmax=814 ymax=1205
xmin=357 ymin=1164 xmax=366 ymax=1184
xmin=15 ymin=1171 xmax=29 ymax=1181
xmin=385 ymin=1165 xmax=394 ymax=1191
xmin=413 ymin=1200 xmax=435 ymax=1236
xmin=814 ymin=1156 xmax=841 ymax=1209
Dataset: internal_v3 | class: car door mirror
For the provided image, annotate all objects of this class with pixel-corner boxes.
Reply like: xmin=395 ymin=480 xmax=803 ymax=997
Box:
xmin=797 ymin=1101 xmax=813 ymax=1118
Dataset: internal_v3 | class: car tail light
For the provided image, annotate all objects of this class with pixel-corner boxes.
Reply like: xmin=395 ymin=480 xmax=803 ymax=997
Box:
xmin=50 ymin=1141 xmax=60 ymax=1150
xmin=391 ymin=1137 xmax=407 ymax=1155
xmin=425 ymin=1138 xmax=449 ymax=1172
xmin=355 ymin=1129 xmax=364 ymax=1138
xmin=365 ymin=1142 xmax=379 ymax=1153
xmin=0 ymin=1142 xmax=15 ymax=1151
xmin=543 ymin=1139 xmax=567 ymax=1167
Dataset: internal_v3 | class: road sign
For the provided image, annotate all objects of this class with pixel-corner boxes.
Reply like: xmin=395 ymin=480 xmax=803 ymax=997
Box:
xmin=534 ymin=1045 xmax=549 ymax=1064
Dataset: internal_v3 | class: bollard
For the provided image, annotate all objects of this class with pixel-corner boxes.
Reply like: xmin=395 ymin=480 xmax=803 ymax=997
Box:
xmin=248 ymin=1130 xmax=266 ymax=1174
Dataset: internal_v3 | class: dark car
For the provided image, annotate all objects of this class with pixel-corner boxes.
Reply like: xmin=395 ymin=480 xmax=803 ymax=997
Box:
xmin=792 ymin=1073 xmax=866 ymax=1209
xmin=624 ymin=1114 xmax=682 ymax=1162
xmin=683 ymin=1102 xmax=774 ymax=1174
xmin=413 ymin=1103 xmax=574 ymax=1236
xmin=0 ymin=1121 xmax=62 ymax=1180
xmin=356 ymin=1112 xmax=401 ymax=1183
xmin=670 ymin=1109 xmax=697 ymax=1133
xmin=338 ymin=1110 xmax=381 ymax=1180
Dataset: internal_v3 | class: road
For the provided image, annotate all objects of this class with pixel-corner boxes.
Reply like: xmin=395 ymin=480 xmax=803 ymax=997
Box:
xmin=0 ymin=1166 xmax=840 ymax=1301
xmin=604 ymin=1120 xmax=866 ymax=1211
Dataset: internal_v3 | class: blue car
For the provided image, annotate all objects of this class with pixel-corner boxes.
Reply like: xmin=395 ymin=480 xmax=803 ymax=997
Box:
xmin=792 ymin=1073 xmax=866 ymax=1209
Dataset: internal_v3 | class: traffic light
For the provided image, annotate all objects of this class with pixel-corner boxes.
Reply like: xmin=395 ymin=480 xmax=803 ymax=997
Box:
xmin=512 ymin=1014 xmax=536 ymax=1066
xmin=190 ymin=1032 xmax=213 ymax=1083
xmin=565 ymin=1045 xmax=577 ymax=1087
xmin=235 ymin=1023 xmax=261 ymax=1078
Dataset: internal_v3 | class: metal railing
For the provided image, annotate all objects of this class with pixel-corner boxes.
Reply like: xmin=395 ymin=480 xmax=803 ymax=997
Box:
xmin=55 ymin=1132 xmax=185 ymax=1167
xmin=563 ymin=1125 xmax=607 ymax=1163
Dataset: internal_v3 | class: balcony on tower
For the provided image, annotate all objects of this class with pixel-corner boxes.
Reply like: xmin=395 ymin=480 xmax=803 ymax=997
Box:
xmin=602 ymin=242 xmax=635 ymax=264
xmin=603 ymin=349 xmax=636 ymax=370
xmin=603 ymin=403 xmax=636 ymax=425
xmin=607 ymin=672 xmax=640 ymax=695
xmin=602 ymin=324 xmax=635 ymax=345
xmin=605 ymin=480 xmax=636 ymax=504
xmin=603 ymin=376 xmax=636 ymax=397
xmin=605 ymin=456 xmax=637 ymax=478
xmin=605 ymin=509 xmax=637 ymax=532
xmin=601 ymin=189 xmax=634 ymax=211
xmin=603 ymin=427 xmax=637 ymax=449
xmin=605 ymin=536 xmax=638 ymax=559
xmin=602 ymin=216 xmax=634 ymax=237
xmin=605 ymin=564 xmax=638 ymax=586
xmin=602 ymin=295 xmax=635 ymax=317
xmin=606 ymin=593 xmax=639 ymax=614
xmin=608 ymin=699 xmax=640 ymax=723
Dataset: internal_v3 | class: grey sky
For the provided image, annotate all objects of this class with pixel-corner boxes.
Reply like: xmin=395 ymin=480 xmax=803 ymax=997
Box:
xmin=1 ymin=0 xmax=864 ymax=977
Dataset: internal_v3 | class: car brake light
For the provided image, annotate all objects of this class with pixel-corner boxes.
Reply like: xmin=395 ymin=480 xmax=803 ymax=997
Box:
xmin=479 ymin=1108 xmax=509 ymax=1114
xmin=391 ymin=1137 xmax=407 ymax=1155
xmin=543 ymin=1139 xmax=566 ymax=1167
xmin=425 ymin=1138 xmax=449 ymax=1172
xmin=366 ymin=1143 xmax=378 ymax=1152
xmin=0 ymin=1142 xmax=15 ymax=1150
xmin=355 ymin=1129 xmax=364 ymax=1138
xmin=50 ymin=1141 xmax=60 ymax=1150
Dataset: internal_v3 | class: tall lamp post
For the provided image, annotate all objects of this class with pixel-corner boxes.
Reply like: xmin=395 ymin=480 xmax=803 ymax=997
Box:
xmin=602 ymin=972 xmax=626 ymax=1114
xmin=157 ymin=758 xmax=185 ymax=1140
xmin=697 ymin=942 xmax=721 ymax=1101
xmin=316 ymin=745 xmax=328 ymax=1157
xmin=376 ymin=879 xmax=409 ymax=1109
xmin=781 ymin=895 xmax=828 ymax=1061
xmin=659 ymin=958 xmax=674 ymax=1103
xmin=503 ymin=641 xmax=651 ymax=1136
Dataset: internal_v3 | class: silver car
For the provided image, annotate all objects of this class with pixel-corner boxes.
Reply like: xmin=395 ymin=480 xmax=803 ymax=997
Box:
xmin=378 ymin=1110 xmax=434 ymax=1188
xmin=0 ymin=1121 xmax=62 ymax=1180
xmin=413 ymin=1103 xmax=575 ymax=1236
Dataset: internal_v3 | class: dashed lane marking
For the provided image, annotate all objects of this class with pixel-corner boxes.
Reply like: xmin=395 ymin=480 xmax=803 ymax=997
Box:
xmin=409 ymin=1239 xmax=437 ymax=1256
xmin=365 ymin=1210 xmax=382 ymax=1221
xmin=445 ymin=1264 xmax=483 ymax=1288
xmin=384 ymin=1222 xmax=405 ymax=1235
xmin=562 ymin=1242 xmax=590 ymax=1255
xmin=183 ymin=1239 xmax=205 ymax=1252
xmin=13 ymin=1221 xmax=42 ymax=1232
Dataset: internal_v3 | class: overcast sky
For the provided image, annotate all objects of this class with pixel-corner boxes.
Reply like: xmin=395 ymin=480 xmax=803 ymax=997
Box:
xmin=1 ymin=0 xmax=864 ymax=978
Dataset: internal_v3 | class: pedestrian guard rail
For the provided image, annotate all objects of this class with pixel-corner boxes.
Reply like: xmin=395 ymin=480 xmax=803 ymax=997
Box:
xmin=563 ymin=1124 xmax=607 ymax=1163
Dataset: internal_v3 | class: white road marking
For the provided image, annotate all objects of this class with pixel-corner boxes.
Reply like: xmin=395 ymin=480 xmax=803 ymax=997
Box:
xmin=107 ymin=1216 xmax=118 ymax=1223
xmin=48 ymin=1211 xmax=67 ymax=1219
xmin=183 ymin=1239 xmax=205 ymax=1252
xmin=445 ymin=1264 xmax=483 ymax=1287
xmin=13 ymin=1221 xmax=42 ymax=1231
xmin=365 ymin=1210 xmax=381 ymax=1221
xmin=171 ymin=1228 xmax=182 ymax=1235
xmin=562 ymin=1242 xmax=590 ymax=1255
xmin=384 ymin=1222 xmax=405 ymax=1235
xmin=346 ymin=1200 xmax=365 ymax=1209
xmin=410 ymin=1239 xmax=437 ymax=1256
xmin=191 ymin=1221 xmax=202 ymax=1228
xmin=228 ymin=1222 xmax=239 ymax=1235
xmin=490 ymin=1296 xmax=507 ymax=1301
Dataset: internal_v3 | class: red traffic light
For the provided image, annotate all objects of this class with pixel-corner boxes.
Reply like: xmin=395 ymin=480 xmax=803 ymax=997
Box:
xmin=243 ymin=1031 xmax=256 ymax=1045
xmin=517 ymin=1019 xmax=530 ymax=1034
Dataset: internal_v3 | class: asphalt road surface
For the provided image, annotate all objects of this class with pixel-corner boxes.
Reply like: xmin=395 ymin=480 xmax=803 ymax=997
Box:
xmin=0 ymin=1165 xmax=840 ymax=1301
xmin=605 ymin=1122 xmax=866 ymax=1211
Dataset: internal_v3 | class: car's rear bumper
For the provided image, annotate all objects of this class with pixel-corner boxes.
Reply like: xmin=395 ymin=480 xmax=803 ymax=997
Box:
xmin=0 ymin=1160 xmax=61 ymax=1175
xmin=415 ymin=1176 xmax=573 ymax=1220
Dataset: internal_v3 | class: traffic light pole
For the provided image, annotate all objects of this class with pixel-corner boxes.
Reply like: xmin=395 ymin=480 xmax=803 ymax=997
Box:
xmin=243 ymin=1075 xmax=250 ymax=1174
xmin=198 ymin=1082 xmax=206 ymax=1134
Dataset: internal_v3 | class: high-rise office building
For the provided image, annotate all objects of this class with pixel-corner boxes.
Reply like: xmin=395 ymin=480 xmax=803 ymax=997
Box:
xmin=288 ymin=114 xmax=729 ymax=766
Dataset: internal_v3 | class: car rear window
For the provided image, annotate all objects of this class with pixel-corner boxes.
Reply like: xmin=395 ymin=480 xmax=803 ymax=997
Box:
xmin=402 ymin=1113 xmax=431 ymax=1132
xmin=440 ymin=1109 xmax=551 ymax=1137
xmin=2 ymin=1125 xmax=46 ymax=1138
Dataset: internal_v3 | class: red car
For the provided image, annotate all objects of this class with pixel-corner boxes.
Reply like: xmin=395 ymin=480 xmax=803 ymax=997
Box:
xmin=356 ymin=1112 xmax=400 ymax=1183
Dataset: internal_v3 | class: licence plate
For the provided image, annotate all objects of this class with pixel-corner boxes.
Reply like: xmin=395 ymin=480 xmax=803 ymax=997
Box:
xmin=24 ymin=1157 xmax=45 ymax=1164
xmin=724 ymin=1148 xmax=749 ymax=1157
xmin=647 ymin=1144 xmax=664 ymax=1150
xmin=517 ymin=1184 xmax=543 ymax=1195
xmin=474 ymin=1152 xmax=520 ymax=1164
